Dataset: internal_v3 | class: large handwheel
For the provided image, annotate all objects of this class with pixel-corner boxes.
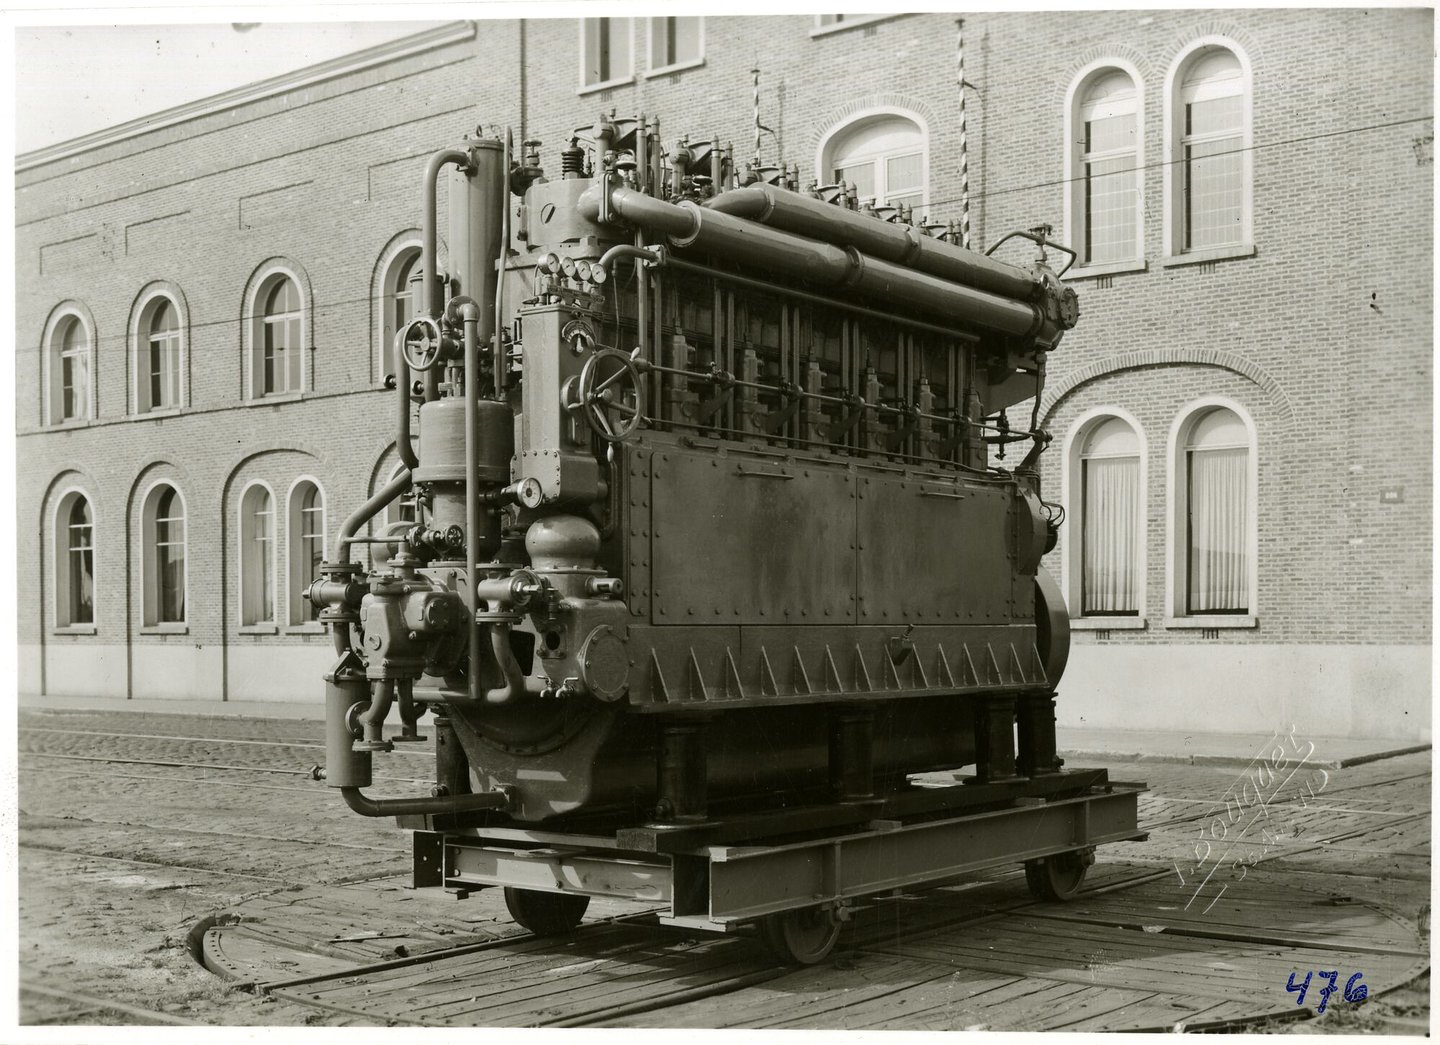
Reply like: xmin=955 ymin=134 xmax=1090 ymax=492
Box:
xmin=1024 ymin=850 xmax=1090 ymax=901
xmin=503 ymin=887 xmax=590 ymax=935
xmin=397 ymin=316 xmax=446 ymax=372
xmin=759 ymin=907 xmax=843 ymax=965
xmin=575 ymin=347 xmax=644 ymax=443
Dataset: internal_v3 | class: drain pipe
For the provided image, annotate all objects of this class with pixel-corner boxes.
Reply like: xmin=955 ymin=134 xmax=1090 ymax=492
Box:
xmin=424 ymin=148 xmax=471 ymax=403
xmin=340 ymin=786 xmax=511 ymax=817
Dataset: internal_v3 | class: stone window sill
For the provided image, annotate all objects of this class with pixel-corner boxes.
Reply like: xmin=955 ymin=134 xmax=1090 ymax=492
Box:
xmin=645 ymin=57 xmax=705 ymax=79
xmin=1067 ymin=259 xmax=1148 ymax=280
xmin=1165 ymin=615 xmax=1257 ymax=630
xmin=1160 ymin=243 xmax=1256 ymax=268
xmin=809 ymin=15 xmax=899 ymax=37
xmin=240 ymin=623 xmax=278 ymax=635
xmin=140 ymin=623 xmax=188 ymax=635
xmin=578 ymin=74 xmax=635 ymax=96
xmin=1070 ymin=616 xmax=1146 ymax=631
xmin=247 ymin=391 xmax=305 ymax=406
xmin=54 ymin=624 xmax=97 ymax=635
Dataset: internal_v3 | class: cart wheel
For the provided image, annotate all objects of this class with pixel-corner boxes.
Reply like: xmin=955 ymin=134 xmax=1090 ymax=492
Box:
xmin=759 ymin=907 xmax=843 ymax=965
xmin=503 ymin=888 xmax=590 ymax=935
xmin=1024 ymin=851 xmax=1089 ymax=901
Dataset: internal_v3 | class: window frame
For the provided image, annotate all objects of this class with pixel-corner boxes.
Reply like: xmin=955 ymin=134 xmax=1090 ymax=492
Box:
xmin=53 ymin=488 xmax=97 ymax=632
xmin=140 ymin=480 xmax=188 ymax=631
xmin=1164 ymin=396 xmax=1259 ymax=628
xmin=286 ymin=476 xmax=327 ymax=631
xmin=129 ymin=285 xmax=188 ymax=415
xmin=645 ymin=16 xmax=705 ymax=77
xmin=816 ymin=107 xmax=930 ymax=216
xmin=1063 ymin=60 xmax=1146 ymax=277
xmin=1162 ymin=38 xmax=1254 ymax=264
xmin=374 ymin=235 xmax=424 ymax=386
xmin=810 ymin=14 xmax=898 ymax=37
xmin=381 ymin=461 xmax=419 ymax=533
xmin=578 ymin=16 xmax=636 ymax=94
xmin=238 ymin=481 xmax=278 ymax=631
xmin=1062 ymin=407 xmax=1148 ymax=629
xmin=243 ymin=260 xmax=311 ymax=401
xmin=42 ymin=305 xmax=96 ymax=426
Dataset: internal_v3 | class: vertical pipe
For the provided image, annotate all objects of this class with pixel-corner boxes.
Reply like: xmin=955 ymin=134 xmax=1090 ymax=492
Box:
xmin=424 ymin=148 xmax=469 ymax=406
xmin=494 ymin=131 xmax=511 ymax=398
xmin=462 ymin=305 xmax=485 ymax=706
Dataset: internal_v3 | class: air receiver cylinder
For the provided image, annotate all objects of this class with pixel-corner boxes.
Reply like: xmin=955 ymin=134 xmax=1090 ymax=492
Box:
xmin=447 ymin=137 xmax=505 ymax=347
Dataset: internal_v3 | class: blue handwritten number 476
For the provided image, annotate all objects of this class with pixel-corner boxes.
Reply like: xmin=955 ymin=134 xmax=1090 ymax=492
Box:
xmin=1286 ymin=971 xmax=1368 ymax=1013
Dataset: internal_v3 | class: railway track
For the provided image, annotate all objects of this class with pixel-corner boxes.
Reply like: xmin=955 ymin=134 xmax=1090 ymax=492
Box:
xmin=17 ymin=714 xmax=1429 ymax=1031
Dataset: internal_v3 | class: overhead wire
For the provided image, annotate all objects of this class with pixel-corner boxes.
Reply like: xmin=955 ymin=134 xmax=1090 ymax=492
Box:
xmin=17 ymin=111 xmax=1432 ymax=358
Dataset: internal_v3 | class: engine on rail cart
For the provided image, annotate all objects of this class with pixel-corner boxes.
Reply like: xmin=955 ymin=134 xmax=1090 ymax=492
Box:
xmin=308 ymin=116 xmax=1144 ymax=964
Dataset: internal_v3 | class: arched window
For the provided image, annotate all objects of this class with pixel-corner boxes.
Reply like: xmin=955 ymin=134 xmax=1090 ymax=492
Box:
xmin=820 ymin=112 xmax=927 ymax=214
xmin=1183 ymin=408 xmax=1249 ymax=613
xmin=1067 ymin=66 xmax=1141 ymax=266
xmin=55 ymin=491 xmax=95 ymax=627
xmin=239 ymin=483 xmax=276 ymax=627
xmin=57 ymin=317 xmax=90 ymax=422
xmin=146 ymin=300 xmax=182 ymax=410
xmin=245 ymin=262 xmax=309 ymax=399
xmin=288 ymin=480 xmax=326 ymax=625
xmin=1166 ymin=43 xmax=1251 ymax=255
xmin=382 ymin=462 xmax=418 ymax=530
xmin=262 ymin=279 xmax=302 ymax=395
xmin=45 ymin=309 xmax=93 ymax=425
xmin=142 ymin=484 xmax=186 ymax=626
xmin=379 ymin=245 xmax=421 ymax=379
xmin=1065 ymin=412 xmax=1145 ymax=620
xmin=130 ymin=286 xmax=187 ymax=414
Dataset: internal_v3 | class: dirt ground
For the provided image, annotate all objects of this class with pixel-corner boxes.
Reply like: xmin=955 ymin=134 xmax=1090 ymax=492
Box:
xmin=12 ymin=707 xmax=1432 ymax=1031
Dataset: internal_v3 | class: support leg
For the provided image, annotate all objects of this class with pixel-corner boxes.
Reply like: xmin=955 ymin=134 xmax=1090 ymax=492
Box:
xmin=970 ymin=694 xmax=1020 ymax=784
xmin=828 ymin=705 xmax=875 ymax=802
xmin=1016 ymin=692 xmax=1065 ymax=777
xmin=656 ymin=719 xmax=709 ymax=823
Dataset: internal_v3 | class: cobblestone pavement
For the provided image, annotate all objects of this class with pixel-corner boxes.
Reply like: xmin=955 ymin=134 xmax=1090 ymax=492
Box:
xmin=14 ymin=706 xmax=1432 ymax=1031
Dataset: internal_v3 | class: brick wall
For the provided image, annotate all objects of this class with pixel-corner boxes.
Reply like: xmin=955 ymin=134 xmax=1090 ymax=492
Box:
xmin=14 ymin=11 xmax=1432 ymax=706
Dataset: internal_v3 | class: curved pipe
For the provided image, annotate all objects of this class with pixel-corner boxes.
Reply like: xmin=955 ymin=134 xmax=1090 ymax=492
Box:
xmin=597 ymin=243 xmax=659 ymax=273
xmin=483 ymin=621 xmax=545 ymax=705
xmin=337 ymin=468 xmax=412 ymax=558
xmin=423 ymin=148 xmax=471 ymax=403
xmin=340 ymin=785 xmax=510 ymax=818
xmin=396 ymin=358 xmax=419 ymax=470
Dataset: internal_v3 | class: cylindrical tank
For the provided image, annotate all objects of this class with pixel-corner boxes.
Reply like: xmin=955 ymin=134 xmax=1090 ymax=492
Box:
xmin=447 ymin=137 xmax=505 ymax=345
xmin=413 ymin=398 xmax=513 ymax=485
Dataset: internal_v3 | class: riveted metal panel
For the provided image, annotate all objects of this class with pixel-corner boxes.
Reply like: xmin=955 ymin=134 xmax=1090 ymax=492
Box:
xmin=856 ymin=476 xmax=1014 ymax=625
xmin=651 ymin=451 xmax=855 ymax=624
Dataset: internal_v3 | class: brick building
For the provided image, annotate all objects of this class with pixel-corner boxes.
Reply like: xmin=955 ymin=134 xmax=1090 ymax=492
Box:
xmin=15 ymin=12 xmax=1432 ymax=739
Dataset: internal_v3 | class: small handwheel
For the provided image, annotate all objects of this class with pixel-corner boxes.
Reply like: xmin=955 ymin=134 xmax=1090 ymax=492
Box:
xmin=759 ymin=907 xmax=843 ymax=965
xmin=1024 ymin=850 xmax=1090 ymax=901
xmin=575 ymin=347 xmax=644 ymax=443
xmin=397 ymin=316 xmax=446 ymax=372
xmin=503 ymin=887 xmax=590 ymax=935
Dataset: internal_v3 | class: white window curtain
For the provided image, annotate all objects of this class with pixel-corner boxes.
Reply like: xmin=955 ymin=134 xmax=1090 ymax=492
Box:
xmin=241 ymin=486 xmax=275 ymax=625
xmin=1082 ymin=455 xmax=1140 ymax=614
xmin=1187 ymin=446 xmax=1248 ymax=612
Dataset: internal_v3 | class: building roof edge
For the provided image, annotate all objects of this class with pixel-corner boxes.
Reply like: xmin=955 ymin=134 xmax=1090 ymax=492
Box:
xmin=16 ymin=20 xmax=476 ymax=174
